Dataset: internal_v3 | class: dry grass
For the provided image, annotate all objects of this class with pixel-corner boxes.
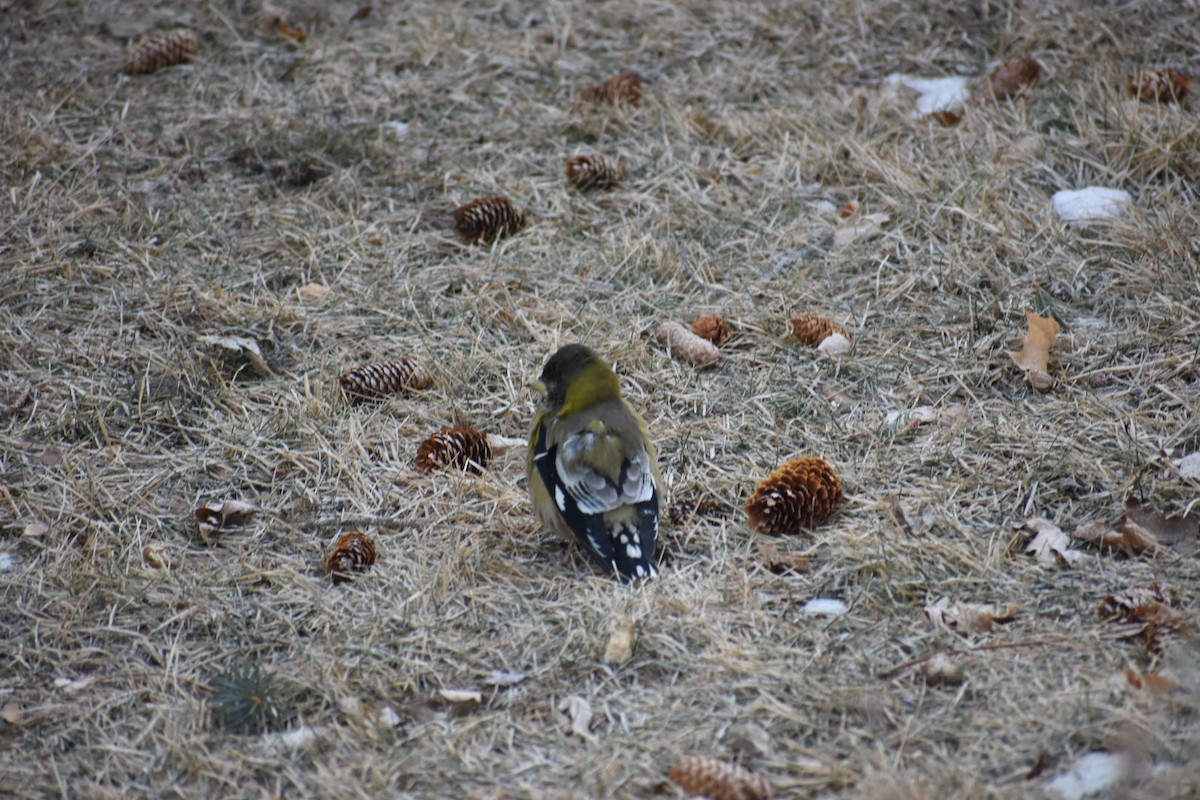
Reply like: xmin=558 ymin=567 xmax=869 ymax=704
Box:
xmin=2 ymin=1 xmax=1199 ymax=798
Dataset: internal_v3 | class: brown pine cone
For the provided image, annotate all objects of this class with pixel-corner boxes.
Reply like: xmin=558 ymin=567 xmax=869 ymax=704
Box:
xmin=416 ymin=425 xmax=492 ymax=473
xmin=692 ymin=314 xmax=731 ymax=346
xmin=453 ymin=196 xmax=527 ymax=244
xmin=580 ymin=71 xmax=647 ymax=106
xmin=668 ymin=755 xmax=772 ymax=800
xmin=789 ymin=313 xmax=850 ymax=347
xmin=339 ymin=358 xmax=434 ymax=401
xmin=566 ymin=154 xmax=626 ymax=190
xmin=1129 ymin=67 xmax=1194 ymax=103
xmin=746 ymin=457 xmax=844 ymax=535
xmin=326 ymin=531 xmax=377 ymax=583
xmin=122 ymin=29 xmax=200 ymax=76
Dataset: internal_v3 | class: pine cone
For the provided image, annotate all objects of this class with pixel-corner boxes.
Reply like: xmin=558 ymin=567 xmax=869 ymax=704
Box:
xmin=657 ymin=321 xmax=719 ymax=367
xmin=416 ymin=425 xmax=492 ymax=473
xmin=325 ymin=531 xmax=377 ymax=584
xmin=977 ymin=58 xmax=1042 ymax=103
xmin=566 ymin=154 xmax=626 ymax=190
xmin=1129 ymin=68 xmax=1194 ymax=103
xmin=339 ymin=358 xmax=434 ymax=401
xmin=692 ymin=314 xmax=731 ymax=346
xmin=668 ymin=755 xmax=772 ymax=800
xmin=122 ymin=29 xmax=200 ymax=75
xmin=453 ymin=196 xmax=527 ymax=244
xmin=746 ymin=457 xmax=844 ymax=535
xmin=580 ymin=71 xmax=647 ymax=106
xmin=789 ymin=313 xmax=850 ymax=348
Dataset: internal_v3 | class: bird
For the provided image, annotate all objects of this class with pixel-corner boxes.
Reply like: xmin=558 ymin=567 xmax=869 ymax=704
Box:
xmin=527 ymin=344 xmax=661 ymax=580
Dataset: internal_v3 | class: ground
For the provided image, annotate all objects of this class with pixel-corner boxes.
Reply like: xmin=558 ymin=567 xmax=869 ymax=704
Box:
xmin=1 ymin=1 xmax=1198 ymax=798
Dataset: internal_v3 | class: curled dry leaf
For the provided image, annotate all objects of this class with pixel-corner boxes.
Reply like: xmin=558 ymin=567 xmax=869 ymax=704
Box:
xmin=832 ymin=212 xmax=889 ymax=250
xmin=1072 ymin=520 xmax=1160 ymax=556
xmin=603 ymin=616 xmax=636 ymax=665
xmin=194 ymin=499 xmax=258 ymax=544
xmin=1124 ymin=499 xmax=1199 ymax=556
xmin=198 ymin=334 xmax=275 ymax=378
xmin=557 ymin=695 xmax=594 ymax=739
xmin=1098 ymin=584 xmax=1188 ymax=658
xmin=923 ymin=653 xmax=964 ymax=686
xmin=977 ymin=57 xmax=1043 ymax=103
xmin=1023 ymin=516 xmax=1085 ymax=567
xmin=756 ymin=541 xmax=811 ymax=574
xmin=924 ymin=597 xmax=1019 ymax=634
xmin=1009 ymin=309 xmax=1060 ymax=383
xmin=657 ymin=321 xmax=719 ymax=367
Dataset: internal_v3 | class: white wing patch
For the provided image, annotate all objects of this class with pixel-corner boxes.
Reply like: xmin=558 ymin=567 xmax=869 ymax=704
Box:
xmin=556 ymin=429 xmax=654 ymax=514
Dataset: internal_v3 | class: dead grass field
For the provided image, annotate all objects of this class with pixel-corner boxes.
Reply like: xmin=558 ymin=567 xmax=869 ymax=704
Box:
xmin=2 ymin=1 xmax=1199 ymax=798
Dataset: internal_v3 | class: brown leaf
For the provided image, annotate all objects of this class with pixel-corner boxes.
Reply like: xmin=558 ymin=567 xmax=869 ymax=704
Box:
xmin=924 ymin=597 xmax=1019 ymax=634
xmin=756 ymin=541 xmax=811 ymax=574
xmin=1072 ymin=519 xmax=1160 ymax=556
xmin=1125 ymin=499 xmax=1199 ymax=555
xmin=1009 ymin=309 xmax=1060 ymax=373
xmin=194 ymin=499 xmax=258 ymax=544
xmin=349 ymin=5 xmax=373 ymax=21
xmin=977 ymin=58 xmax=1043 ymax=103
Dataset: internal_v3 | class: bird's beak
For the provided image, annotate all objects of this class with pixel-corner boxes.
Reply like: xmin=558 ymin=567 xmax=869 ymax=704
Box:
xmin=529 ymin=378 xmax=546 ymax=395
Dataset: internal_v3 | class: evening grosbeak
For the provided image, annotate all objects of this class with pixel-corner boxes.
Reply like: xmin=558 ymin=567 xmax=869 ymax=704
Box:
xmin=527 ymin=344 xmax=661 ymax=580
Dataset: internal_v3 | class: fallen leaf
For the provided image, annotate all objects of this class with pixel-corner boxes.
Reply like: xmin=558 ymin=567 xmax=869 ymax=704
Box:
xmin=198 ymin=334 xmax=275 ymax=378
xmin=1009 ymin=309 xmax=1060 ymax=373
xmin=924 ymin=596 xmax=1019 ymax=634
xmin=603 ymin=616 xmax=635 ymax=665
xmin=1098 ymin=584 xmax=1171 ymax=622
xmin=977 ymin=57 xmax=1042 ymax=103
xmin=756 ymin=540 xmax=811 ymax=574
xmin=1072 ymin=519 xmax=1160 ymax=556
xmin=275 ymin=23 xmax=307 ymax=41
xmin=883 ymin=74 xmax=971 ymax=118
xmin=1124 ymin=499 xmax=1199 ymax=555
xmin=1128 ymin=67 xmax=1194 ymax=103
xmin=1023 ymin=517 xmax=1085 ymax=567
xmin=349 ymin=5 xmax=374 ymax=21
xmin=832 ymin=212 xmax=889 ymax=250
xmin=558 ymin=695 xmax=594 ymax=739
xmin=194 ymin=499 xmax=258 ymax=544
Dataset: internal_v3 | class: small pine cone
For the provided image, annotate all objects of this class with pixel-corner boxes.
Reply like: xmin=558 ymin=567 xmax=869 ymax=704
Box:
xmin=339 ymin=358 xmax=434 ymax=401
xmin=580 ymin=71 xmax=647 ymax=106
xmin=122 ymin=29 xmax=200 ymax=75
xmin=325 ymin=531 xmax=377 ymax=583
xmin=657 ymin=321 xmax=719 ymax=367
xmin=668 ymin=755 xmax=772 ymax=800
xmin=453 ymin=196 xmax=527 ymax=244
xmin=416 ymin=425 xmax=492 ymax=473
xmin=566 ymin=154 xmax=626 ymax=190
xmin=691 ymin=314 xmax=731 ymax=346
xmin=1128 ymin=68 xmax=1194 ymax=103
xmin=789 ymin=313 xmax=850 ymax=348
xmin=746 ymin=457 xmax=844 ymax=535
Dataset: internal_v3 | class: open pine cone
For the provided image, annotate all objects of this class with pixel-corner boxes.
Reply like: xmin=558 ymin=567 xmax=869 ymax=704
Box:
xmin=416 ymin=425 xmax=492 ymax=473
xmin=566 ymin=154 xmax=626 ymax=190
xmin=692 ymin=314 xmax=731 ymax=346
xmin=339 ymin=358 xmax=433 ymax=401
xmin=580 ymin=71 xmax=647 ymax=105
xmin=789 ymin=313 xmax=850 ymax=347
xmin=746 ymin=457 xmax=843 ymax=535
xmin=325 ymin=531 xmax=378 ymax=584
xmin=668 ymin=755 xmax=772 ymax=800
xmin=122 ymin=29 xmax=199 ymax=75
xmin=453 ymin=196 xmax=527 ymax=244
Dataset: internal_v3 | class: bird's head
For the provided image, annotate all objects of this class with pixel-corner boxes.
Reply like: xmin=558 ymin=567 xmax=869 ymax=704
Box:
xmin=533 ymin=343 xmax=621 ymax=417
